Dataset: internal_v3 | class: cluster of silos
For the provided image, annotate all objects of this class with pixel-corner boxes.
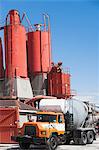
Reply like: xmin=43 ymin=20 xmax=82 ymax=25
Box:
xmin=0 ymin=9 xmax=52 ymax=99
xmin=0 ymin=9 xmax=72 ymax=99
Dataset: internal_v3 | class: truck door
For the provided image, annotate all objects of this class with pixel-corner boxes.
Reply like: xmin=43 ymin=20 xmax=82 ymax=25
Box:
xmin=56 ymin=115 xmax=65 ymax=132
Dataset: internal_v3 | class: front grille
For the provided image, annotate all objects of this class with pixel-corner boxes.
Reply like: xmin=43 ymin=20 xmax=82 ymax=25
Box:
xmin=24 ymin=126 xmax=36 ymax=136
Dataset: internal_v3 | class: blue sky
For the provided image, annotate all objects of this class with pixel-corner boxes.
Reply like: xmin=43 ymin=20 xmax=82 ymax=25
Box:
xmin=0 ymin=0 xmax=99 ymax=103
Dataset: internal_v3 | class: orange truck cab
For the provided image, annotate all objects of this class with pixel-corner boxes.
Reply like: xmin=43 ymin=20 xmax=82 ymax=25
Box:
xmin=11 ymin=111 xmax=65 ymax=149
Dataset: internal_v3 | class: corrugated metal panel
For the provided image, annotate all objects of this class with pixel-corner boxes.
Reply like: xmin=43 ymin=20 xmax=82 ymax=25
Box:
xmin=48 ymin=72 xmax=71 ymax=98
xmin=0 ymin=107 xmax=19 ymax=143
xmin=62 ymin=73 xmax=71 ymax=97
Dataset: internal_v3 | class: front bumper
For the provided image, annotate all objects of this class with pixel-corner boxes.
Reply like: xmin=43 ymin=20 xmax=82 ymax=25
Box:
xmin=11 ymin=135 xmax=47 ymax=145
xmin=11 ymin=135 xmax=32 ymax=143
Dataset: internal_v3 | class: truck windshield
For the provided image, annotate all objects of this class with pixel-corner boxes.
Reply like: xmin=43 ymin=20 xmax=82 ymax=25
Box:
xmin=37 ymin=114 xmax=57 ymax=123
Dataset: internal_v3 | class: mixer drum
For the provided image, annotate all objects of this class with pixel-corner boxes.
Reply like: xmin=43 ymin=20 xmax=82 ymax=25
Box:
xmin=40 ymin=98 xmax=88 ymax=128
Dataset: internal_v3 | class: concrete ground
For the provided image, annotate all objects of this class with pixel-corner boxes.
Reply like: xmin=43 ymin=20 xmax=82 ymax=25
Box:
xmin=0 ymin=136 xmax=99 ymax=150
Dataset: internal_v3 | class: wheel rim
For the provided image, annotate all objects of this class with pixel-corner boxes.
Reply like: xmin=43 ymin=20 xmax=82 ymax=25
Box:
xmin=61 ymin=135 xmax=66 ymax=144
xmin=61 ymin=138 xmax=66 ymax=144
xmin=82 ymin=133 xmax=87 ymax=144
xmin=83 ymin=135 xmax=86 ymax=141
xmin=87 ymin=131 xmax=94 ymax=143
xmin=50 ymin=137 xmax=57 ymax=149
xmin=89 ymin=134 xmax=93 ymax=140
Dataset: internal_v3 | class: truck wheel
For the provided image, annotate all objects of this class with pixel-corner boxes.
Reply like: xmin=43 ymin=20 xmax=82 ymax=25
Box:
xmin=60 ymin=137 xmax=70 ymax=145
xmin=47 ymin=135 xmax=58 ymax=150
xmin=80 ymin=132 xmax=87 ymax=145
xmin=60 ymin=135 xmax=66 ymax=145
xmin=87 ymin=131 xmax=94 ymax=144
xmin=19 ymin=142 xmax=30 ymax=149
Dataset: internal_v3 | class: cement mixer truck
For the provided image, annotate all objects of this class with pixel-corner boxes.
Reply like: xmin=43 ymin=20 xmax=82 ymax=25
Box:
xmin=11 ymin=99 xmax=96 ymax=150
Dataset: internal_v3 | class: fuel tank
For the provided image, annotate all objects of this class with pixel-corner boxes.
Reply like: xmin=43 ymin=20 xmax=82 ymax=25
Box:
xmin=39 ymin=98 xmax=88 ymax=128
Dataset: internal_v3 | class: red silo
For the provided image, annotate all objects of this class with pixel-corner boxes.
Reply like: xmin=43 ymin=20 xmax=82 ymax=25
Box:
xmin=27 ymin=24 xmax=51 ymax=74
xmin=27 ymin=23 xmax=51 ymax=95
xmin=0 ymin=38 xmax=4 ymax=78
xmin=4 ymin=10 xmax=27 ymax=78
xmin=3 ymin=10 xmax=33 ymax=99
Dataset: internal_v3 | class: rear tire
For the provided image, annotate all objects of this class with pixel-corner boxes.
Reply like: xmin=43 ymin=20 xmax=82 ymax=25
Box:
xmin=79 ymin=132 xmax=87 ymax=145
xmin=87 ymin=131 xmax=94 ymax=144
xmin=74 ymin=132 xmax=87 ymax=145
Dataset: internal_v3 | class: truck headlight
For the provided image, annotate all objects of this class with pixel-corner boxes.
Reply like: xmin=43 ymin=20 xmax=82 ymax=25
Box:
xmin=41 ymin=131 xmax=46 ymax=135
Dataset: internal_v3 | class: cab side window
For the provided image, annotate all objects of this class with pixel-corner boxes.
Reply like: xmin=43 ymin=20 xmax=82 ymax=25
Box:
xmin=58 ymin=115 xmax=63 ymax=123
